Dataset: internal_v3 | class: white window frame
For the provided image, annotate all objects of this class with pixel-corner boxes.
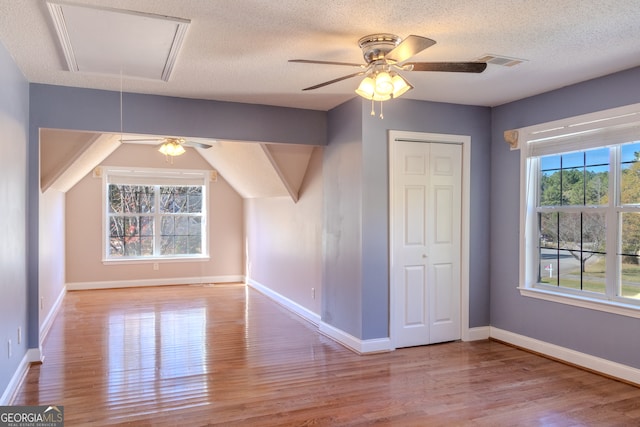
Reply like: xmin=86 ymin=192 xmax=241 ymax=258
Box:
xmin=513 ymin=103 xmax=640 ymax=319
xmin=101 ymin=167 xmax=211 ymax=264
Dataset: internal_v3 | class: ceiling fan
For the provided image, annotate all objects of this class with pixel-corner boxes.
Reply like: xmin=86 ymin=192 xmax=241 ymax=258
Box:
xmin=289 ymin=33 xmax=487 ymax=107
xmin=120 ymin=136 xmax=214 ymax=159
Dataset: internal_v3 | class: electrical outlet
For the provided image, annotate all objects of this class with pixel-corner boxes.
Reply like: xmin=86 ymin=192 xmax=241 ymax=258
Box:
xmin=17 ymin=327 xmax=21 ymax=345
xmin=8 ymin=339 xmax=11 ymax=358
xmin=312 ymin=288 xmax=315 ymax=300
xmin=153 ymin=262 xmax=159 ymax=271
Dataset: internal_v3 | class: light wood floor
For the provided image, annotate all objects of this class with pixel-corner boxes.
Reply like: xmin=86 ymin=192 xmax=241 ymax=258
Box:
xmin=13 ymin=284 xmax=640 ymax=426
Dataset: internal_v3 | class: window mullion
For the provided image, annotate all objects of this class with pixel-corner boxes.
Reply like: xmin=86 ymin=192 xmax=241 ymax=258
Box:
xmin=154 ymin=185 xmax=161 ymax=257
xmin=607 ymin=146 xmax=620 ymax=300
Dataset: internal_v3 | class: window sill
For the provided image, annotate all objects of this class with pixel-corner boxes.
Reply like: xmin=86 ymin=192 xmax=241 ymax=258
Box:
xmin=518 ymin=286 xmax=640 ymax=319
xmin=103 ymin=256 xmax=210 ymax=265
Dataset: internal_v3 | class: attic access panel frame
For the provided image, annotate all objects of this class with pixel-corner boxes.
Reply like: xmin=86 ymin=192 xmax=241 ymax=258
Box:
xmin=47 ymin=1 xmax=190 ymax=81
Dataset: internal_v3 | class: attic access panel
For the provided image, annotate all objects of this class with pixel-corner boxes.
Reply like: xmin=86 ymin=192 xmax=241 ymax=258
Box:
xmin=47 ymin=2 xmax=190 ymax=81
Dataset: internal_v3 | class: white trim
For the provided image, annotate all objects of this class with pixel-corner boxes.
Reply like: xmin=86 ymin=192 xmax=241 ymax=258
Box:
xmin=518 ymin=287 xmax=640 ymax=319
xmin=464 ymin=326 xmax=491 ymax=341
xmin=246 ymin=278 xmax=321 ymax=326
xmin=0 ymin=348 xmax=42 ymax=405
xmin=490 ymin=327 xmax=640 ymax=386
xmin=26 ymin=348 xmax=43 ymax=364
xmin=388 ymin=130 xmax=471 ymax=348
xmin=517 ymin=103 xmax=640 ymax=316
xmin=246 ymin=278 xmax=392 ymax=354
xmin=102 ymin=167 xmax=211 ymax=261
xmin=508 ymin=103 xmax=640 ymax=152
xmin=318 ymin=322 xmax=392 ymax=354
xmin=102 ymin=255 xmax=210 ymax=265
xmin=40 ymin=286 xmax=66 ymax=345
xmin=66 ymin=275 xmax=243 ymax=291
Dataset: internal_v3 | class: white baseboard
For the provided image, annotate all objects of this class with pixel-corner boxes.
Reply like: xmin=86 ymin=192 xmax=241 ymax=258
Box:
xmin=246 ymin=278 xmax=391 ymax=354
xmin=464 ymin=326 xmax=491 ymax=341
xmin=490 ymin=327 xmax=640 ymax=386
xmin=318 ymin=321 xmax=392 ymax=354
xmin=40 ymin=286 xmax=66 ymax=346
xmin=0 ymin=348 xmax=42 ymax=405
xmin=66 ymin=275 xmax=245 ymax=291
xmin=246 ymin=278 xmax=321 ymax=325
xmin=26 ymin=348 xmax=43 ymax=364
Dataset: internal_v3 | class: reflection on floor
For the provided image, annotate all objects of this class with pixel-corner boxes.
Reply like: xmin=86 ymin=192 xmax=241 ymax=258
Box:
xmin=13 ymin=284 xmax=640 ymax=425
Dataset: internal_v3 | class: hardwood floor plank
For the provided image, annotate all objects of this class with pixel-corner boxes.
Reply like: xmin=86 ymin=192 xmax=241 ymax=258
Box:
xmin=12 ymin=284 xmax=640 ymax=426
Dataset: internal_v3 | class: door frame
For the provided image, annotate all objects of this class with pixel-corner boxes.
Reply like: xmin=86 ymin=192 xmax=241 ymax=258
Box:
xmin=388 ymin=130 xmax=471 ymax=349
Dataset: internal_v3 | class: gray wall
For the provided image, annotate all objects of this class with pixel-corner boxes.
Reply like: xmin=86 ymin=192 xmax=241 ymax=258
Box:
xmin=323 ymin=99 xmax=364 ymax=337
xmin=323 ymin=96 xmax=492 ymax=340
xmin=491 ymin=66 xmax=640 ymax=368
xmin=0 ymin=41 xmax=29 ymax=399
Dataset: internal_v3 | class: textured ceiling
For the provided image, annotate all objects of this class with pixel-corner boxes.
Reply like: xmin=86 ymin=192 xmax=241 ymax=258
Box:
xmin=0 ymin=1 xmax=639 ymax=111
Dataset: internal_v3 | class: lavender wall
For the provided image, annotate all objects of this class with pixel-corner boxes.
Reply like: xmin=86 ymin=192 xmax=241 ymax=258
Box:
xmin=0 ymin=41 xmax=29 ymax=401
xmin=491 ymin=66 xmax=640 ymax=368
xmin=29 ymin=85 xmax=327 ymax=145
xmin=323 ymin=97 xmax=491 ymax=340
xmin=323 ymin=99 xmax=364 ymax=338
xmin=360 ymin=99 xmax=492 ymax=339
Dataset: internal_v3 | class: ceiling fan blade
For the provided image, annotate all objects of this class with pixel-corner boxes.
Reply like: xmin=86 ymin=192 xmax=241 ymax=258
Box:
xmin=385 ymin=35 xmax=436 ymax=64
xmin=289 ymin=59 xmax=365 ymax=67
xmin=120 ymin=138 xmax=161 ymax=143
xmin=184 ymin=141 xmax=214 ymax=149
xmin=302 ymin=71 xmax=366 ymax=91
xmin=405 ymin=62 xmax=488 ymax=73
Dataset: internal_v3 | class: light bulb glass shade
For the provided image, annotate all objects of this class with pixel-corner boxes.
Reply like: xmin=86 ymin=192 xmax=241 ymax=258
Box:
xmin=355 ymin=76 xmax=376 ymax=100
xmin=372 ymin=92 xmax=391 ymax=101
xmin=170 ymin=143 xmax=186 ymax=156
xmin=391 ymin=74 xmax=412 ymax=98
xmin=374 ymin=71 xmax=393 ymax=96
xmin=158 ymin=141 xmax=186 ymax=156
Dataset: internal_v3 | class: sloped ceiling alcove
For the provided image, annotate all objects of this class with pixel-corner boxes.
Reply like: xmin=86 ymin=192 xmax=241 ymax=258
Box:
xmin=39 ymin=129 xmax=315 ymax=202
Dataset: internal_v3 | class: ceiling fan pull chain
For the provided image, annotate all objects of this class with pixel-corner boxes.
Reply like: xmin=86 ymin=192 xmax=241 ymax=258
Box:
xmin=379 ymin=101 xmax=384 ymax=119
xmin=370 ymin=98 xmax=375 ymax=116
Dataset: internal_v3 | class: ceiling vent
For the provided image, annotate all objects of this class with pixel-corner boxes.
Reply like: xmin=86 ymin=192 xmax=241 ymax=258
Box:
xmin=47 ymin=2 xmax=190 ymax=81
xmin=476 ymin=54 xmax=527 ymax=67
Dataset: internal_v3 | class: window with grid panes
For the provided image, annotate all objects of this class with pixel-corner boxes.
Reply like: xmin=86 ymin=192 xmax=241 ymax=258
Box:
xmin=104 ymin=168 xmax=209 ymax=261
xmin=519 ymin=104 xmax=640 ymax=316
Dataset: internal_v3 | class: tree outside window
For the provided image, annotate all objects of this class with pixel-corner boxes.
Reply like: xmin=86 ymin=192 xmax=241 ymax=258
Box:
xmin=536 ymin=143 xmax=640 ymax=301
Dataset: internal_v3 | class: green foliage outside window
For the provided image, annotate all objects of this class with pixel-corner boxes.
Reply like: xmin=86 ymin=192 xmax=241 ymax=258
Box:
xmin=536 ymin=144 xmax=640 ymax=300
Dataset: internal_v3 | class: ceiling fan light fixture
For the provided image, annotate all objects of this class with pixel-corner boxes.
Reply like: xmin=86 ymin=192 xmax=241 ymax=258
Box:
xmin=355 ymin=76 xmax=376 ymax=100
xmin=158 ymin=139 xmax=186 ymax=157
xmin=356 ymin=69 xmax=411 ymax=103
xmin=374 ymin=71 xmax=394 ymax=96
xmin=371 ymin=92 xmax=392 ymax=102
xmin=391 ymin=73 xmax=413 ymax=98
